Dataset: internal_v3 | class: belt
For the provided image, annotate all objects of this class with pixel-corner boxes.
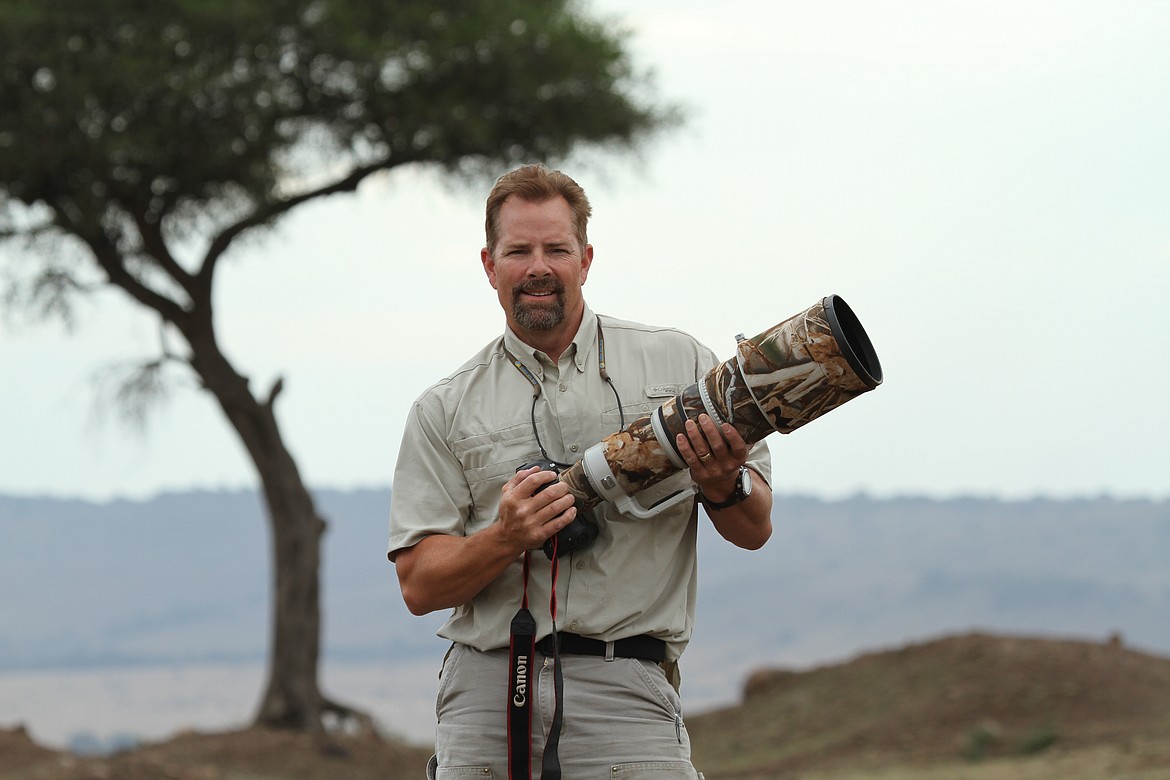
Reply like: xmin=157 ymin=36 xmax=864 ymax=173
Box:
xmin=536 ymin=632 xmax=666 ymax=663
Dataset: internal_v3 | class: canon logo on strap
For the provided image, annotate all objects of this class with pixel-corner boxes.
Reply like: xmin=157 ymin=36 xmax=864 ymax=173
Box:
xmin=512 ymin=654 xmax=529 ymax=707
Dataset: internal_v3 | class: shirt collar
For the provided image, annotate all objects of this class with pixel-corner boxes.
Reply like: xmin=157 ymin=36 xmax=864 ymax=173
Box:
xmin=502 ymin=303 xmax=597 ymax=376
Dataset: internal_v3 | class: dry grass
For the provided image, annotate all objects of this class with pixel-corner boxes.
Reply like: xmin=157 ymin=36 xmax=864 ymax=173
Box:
xmin=798 ymin=739 xmax=1170 ymax=780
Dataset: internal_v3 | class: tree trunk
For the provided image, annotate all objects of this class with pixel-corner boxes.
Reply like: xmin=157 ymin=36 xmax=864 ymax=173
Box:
xmin=252 ymin=446 xmax=327 ymax=731
xmin=184 ymin=329 xmax=367 ymax=732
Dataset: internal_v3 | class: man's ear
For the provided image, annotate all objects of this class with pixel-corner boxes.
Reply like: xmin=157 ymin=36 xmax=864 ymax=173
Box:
xmin=580 ymin=243 xmax=594 ymax=284
xmin=481 ymin=247 xmax=498 ymax=290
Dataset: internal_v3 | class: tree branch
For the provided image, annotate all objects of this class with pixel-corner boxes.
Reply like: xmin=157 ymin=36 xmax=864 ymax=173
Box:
xmin=264 ymin=376 xmax=285 ymax=409
xmin=127 ymin=204 xmax=198 ymax=302
xmin=196 ymin=155 xmax=415 ymax=293
xmin=76 ymin=223 xmax=190 ymax=325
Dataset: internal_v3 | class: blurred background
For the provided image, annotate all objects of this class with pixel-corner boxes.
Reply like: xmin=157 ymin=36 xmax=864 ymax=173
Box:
xmin=1 ymin=0 xmax=1167 ymax=764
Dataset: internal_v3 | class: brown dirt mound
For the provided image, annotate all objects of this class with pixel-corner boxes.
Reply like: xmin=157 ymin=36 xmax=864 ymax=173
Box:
xmin=688 ymin=631 xmax=1170 ymax=777
xmin=0 ymin=726 xmax=63 ymax=773
xmin=0 ymin=726 xmax=433 ymax=780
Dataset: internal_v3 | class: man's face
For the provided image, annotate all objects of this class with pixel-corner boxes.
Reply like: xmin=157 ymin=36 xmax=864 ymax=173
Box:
xmin=482 ymin=196 xmax=592 ymax=347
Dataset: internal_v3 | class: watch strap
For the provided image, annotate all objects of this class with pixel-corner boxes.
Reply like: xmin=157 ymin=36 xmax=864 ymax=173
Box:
xmin=700 ymin=467 xmax=750 ymax=510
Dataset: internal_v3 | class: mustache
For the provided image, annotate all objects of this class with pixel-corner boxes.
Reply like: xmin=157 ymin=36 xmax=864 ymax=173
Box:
xmin=514 ymin=279 xmax=565 ymax=296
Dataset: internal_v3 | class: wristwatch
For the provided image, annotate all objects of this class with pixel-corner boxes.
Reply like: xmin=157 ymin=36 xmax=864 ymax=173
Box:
xmin=701 ymin=467 xmax=752 ymax=510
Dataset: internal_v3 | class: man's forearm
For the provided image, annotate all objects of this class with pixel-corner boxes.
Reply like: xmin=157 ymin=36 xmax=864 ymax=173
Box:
xmin=394 ymin=525 xmax=523 ymax=615
xmin=705 ymin=471 xmax=773 ymax=550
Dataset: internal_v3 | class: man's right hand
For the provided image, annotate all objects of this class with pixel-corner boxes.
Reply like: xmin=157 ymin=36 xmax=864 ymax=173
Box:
xmin=497 ymin=465 xmax=579 ymax=552
xmin=393 ymin=466 xmax=579 ymax=616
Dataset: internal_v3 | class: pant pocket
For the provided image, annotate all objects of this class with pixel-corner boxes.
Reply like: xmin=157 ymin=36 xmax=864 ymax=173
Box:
xmin=610 ymin=760 xmax=698 ymax=779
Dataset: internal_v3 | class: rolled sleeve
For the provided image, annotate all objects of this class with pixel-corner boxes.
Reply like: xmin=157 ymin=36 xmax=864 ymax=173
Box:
xmin=387 ymin=399 xmax=472 ymax=560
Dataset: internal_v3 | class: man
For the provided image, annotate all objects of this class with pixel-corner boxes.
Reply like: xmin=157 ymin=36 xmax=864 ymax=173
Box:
xmin=389 ymin=164 xmax=772 ymax=779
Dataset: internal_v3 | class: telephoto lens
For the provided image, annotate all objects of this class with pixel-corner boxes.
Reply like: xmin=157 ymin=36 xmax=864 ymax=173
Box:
xmin=558 ymin=295 xmax=883 ymax=518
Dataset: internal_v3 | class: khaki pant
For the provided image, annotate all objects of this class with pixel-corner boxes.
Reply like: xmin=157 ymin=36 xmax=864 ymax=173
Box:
xmin=427 ymin=643 xmax=703 ymax=780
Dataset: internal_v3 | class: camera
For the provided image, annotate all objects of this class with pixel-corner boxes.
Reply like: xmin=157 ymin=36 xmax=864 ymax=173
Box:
xmin=516 ymin=458 xmax=599 ymax=559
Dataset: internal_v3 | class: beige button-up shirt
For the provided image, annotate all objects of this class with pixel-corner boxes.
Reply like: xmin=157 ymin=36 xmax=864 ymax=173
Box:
xmin=388 ymin=305 xmax=771 ymax=660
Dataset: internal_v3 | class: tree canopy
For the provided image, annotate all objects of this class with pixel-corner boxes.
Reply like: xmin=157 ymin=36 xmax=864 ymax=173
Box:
xmin=1 ymin=0 xmax=671 ymax=319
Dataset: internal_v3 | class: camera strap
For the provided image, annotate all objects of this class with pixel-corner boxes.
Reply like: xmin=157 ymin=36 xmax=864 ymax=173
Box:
xmin=508 ymin=542 xmax=566 ymax=780
xmin=540 ymin=538 xmax=566 ymax=780
xmin=507 ymin=551 xmax=537 ymax=780
xmin=505 ymin=319 xmax=625 ymax=463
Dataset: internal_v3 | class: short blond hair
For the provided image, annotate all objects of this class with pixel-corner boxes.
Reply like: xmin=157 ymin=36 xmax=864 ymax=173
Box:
xmin=484 ymin=164 xmax=592 ymax=254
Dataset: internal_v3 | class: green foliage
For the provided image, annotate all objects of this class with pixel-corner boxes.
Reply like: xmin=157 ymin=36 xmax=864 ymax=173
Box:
xmin=1014 ymin=724 xmax=1059 ymax=756
xmin=0 ymin=0 xmax=674 ymax=319
xmin=961 ymin=722 xmax=1002 ymax=763
xmin=960 ymin=721 xmax=1060 ymax=762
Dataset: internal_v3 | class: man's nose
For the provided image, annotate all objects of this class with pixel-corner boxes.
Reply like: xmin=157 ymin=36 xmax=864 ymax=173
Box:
xmin=527 ymin=250 xmax=553 ymax=276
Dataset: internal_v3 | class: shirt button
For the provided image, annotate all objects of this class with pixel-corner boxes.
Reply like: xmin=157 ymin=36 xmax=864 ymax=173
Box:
xmin=569 ymin=444 xmax=579 ymax=453
xmin=558 ymin=383 xmax=567 ymax=392
xmin=641 ymin=404 xmax=650 ymax=412
xmin=575 ymin=559 xmax=584 ymax=570
xmin=569 ymin=620 xmax=579 ymax=631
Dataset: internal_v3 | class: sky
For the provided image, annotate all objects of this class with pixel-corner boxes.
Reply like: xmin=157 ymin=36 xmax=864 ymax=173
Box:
xmin=2 ymin=0 xmax=1168 ymax=503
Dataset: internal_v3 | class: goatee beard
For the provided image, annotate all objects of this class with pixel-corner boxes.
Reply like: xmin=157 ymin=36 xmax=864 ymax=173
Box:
xmin=512 ymin=281 xmax=565 ymax=331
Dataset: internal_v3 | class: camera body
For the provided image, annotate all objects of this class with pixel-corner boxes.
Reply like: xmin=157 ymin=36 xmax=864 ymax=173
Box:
xmin=516 ymin=458 xmax=599 ymax=559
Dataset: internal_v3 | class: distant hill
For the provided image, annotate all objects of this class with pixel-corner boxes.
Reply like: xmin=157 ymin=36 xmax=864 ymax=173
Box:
xmin=688 ymin=631 xmax=1170 ymax=778
xmin=1 ymin=490 xmax=1168 ymax=714
xmin=0 ymin=489 xmax=445 ymax=671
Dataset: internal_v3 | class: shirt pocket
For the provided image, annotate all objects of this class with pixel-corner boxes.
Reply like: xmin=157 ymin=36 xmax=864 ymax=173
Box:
xmin=453 ymin=422 xmax=540 ymax=531
xmin=600 ymin=382 xmax=683 ymax=434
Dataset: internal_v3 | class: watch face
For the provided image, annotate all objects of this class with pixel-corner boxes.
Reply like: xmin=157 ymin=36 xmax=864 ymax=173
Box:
xmin=740 ymin=467 xmax=752 ymax=497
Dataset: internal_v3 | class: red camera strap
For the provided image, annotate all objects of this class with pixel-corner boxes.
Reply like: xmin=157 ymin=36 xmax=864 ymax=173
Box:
xmin=540 ymin=541 xmax=564 ymax=780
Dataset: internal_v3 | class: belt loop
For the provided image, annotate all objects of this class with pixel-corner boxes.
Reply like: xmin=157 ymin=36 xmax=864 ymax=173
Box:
xmin=604 ymin=640 xmax=615 ymax=662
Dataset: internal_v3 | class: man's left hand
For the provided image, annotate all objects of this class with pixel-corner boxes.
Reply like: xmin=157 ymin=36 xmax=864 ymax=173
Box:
xmin=675 ymin=413 xmax=748 ymax=504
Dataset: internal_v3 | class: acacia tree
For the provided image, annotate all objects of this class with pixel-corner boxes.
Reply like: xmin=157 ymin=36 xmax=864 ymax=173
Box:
xmin=0 ymin=0 xmax=673 ymax=732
